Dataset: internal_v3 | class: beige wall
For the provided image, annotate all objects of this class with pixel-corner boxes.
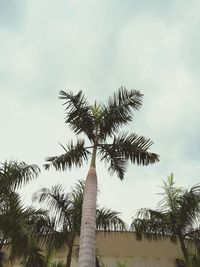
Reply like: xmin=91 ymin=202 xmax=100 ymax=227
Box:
xmin=95 ymin=231 xmax=182 ymax=267
xmin=97 ymin=232 xmax=181 ymax=258
xmin=6 ymin=232 xmax=183 ymax=267
xmin=47 ymin=232 xmax=183 ymax=267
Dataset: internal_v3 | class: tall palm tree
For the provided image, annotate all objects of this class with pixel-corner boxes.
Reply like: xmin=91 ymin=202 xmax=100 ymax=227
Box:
xmin=131 ymin=174 xmax=200 ymax=267
xmin=44 ymin=87 xmax=159 ymax=267
xmin=33 ymin=180 xmax=126 ymax=267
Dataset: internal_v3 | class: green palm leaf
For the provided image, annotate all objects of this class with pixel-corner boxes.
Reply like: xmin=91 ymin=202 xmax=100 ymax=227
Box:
xmin=99 ymin=146 xmax=127 ymax=180
xmin=21 ymin=243 xmax=45 ymax=267
xmin=0 ymin=161 xmax=40 ymax=193
xmin=33 ymin=184 xmax=72 ymax=228
xmin=59 ymin=90 xmax=95 ymax=139
xmin=158 ymin=173 xmax=183 ymax=212
xmin=44 ymin=139 xmax=91 ymax=170
xmin=99 ymin=87 xmax=143 ymax=138
xmin=96 ymin=208 xmax=126 ymax=231
xmin=99 ymin=133 xmax=159 ymax=179
xmin=131 ymin=208 xmax=172 ymax=241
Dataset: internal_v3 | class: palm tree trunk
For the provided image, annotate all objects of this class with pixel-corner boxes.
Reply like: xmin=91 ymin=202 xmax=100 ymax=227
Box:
xmin=179 ymin=236 xmax=191 ymax=267
xmin=66 ymin=245 xmax=73 ymax=267
xmin=0 ymin=245 xmax=3 ymax=267
xmin=78 ymin=167 xmax=97 ymax=267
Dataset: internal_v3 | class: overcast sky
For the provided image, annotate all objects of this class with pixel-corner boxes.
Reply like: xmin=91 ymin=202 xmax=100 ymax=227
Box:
xmin=1 ymin=0 xmax=200 ymax=224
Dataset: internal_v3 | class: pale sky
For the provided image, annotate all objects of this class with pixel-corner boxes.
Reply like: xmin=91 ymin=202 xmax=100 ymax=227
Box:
xmin=1 ymin=0 xmax=200 ymax=225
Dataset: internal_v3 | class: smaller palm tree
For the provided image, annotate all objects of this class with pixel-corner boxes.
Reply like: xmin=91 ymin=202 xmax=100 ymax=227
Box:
xmin=33 ymin=180 xmax=126 ymax=267
xmin=0 ymin=160 xmax=40 ymax=266
xmin=131 ymin=174 xmax=200 ymax=267
xmin=0 ymin=190 xmax=48 ymax=267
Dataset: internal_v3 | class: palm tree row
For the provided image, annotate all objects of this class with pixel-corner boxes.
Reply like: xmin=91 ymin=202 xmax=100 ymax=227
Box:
xmin=1 ymin=165 xmax=200 ymax=267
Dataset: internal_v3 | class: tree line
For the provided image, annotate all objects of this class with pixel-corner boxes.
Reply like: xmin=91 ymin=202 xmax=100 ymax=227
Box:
xmin=0 ymin=162 xmax=199 ymax=267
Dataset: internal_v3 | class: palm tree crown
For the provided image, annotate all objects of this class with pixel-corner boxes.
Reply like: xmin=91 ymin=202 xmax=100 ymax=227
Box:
xmin=44 ymin=87 xmax=159 ymax=178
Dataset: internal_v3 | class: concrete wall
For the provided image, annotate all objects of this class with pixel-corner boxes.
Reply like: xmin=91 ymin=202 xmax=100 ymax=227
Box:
xmin=6 ymin=232 xmax=183 ymax=266
xmin=96 ymin=231 xmax=183 ymax=267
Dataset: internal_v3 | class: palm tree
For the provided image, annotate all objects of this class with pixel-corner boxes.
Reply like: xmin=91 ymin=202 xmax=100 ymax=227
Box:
xmin=44 ymin=87 xmax=159 ymax=267
xmin=131 ymin=174 xmax=200 ymax=267
xmin=0 ymin=160 xmax=40 ymax=266
xmin=33 ymin=180 xmax=126 ymax=267
xmin=0 ymin=190 xmax=48 ymax=266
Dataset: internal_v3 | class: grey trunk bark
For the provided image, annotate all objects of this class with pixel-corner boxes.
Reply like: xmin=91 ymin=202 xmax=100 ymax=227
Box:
xmin=78 ymin=167 xmax=97 ymax=267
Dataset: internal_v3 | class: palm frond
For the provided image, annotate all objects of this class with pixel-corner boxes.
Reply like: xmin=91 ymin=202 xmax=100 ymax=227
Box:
xmin=0 ymin=191 xmax=49 ymax=262
xmin=96 ymin=208 xmax=126 ymax=231
xmin=59 ymin=90 xmax=95 ymax=139
xmin=158 ymin=173 xmax=183 ymax=212
xmin=33 ymin=184 xmax=72 ymax=228
xmin=131 ymin=208 xmax=171 ymax=241
xmin=112 ymin=133 xmax=159 ymax=163
xmin=71 ymin=180 xmax=85 ymax=197
xmin=99 ymin=87 xmax=143 ymax=138
xmin=44 ymin=228 xmax=69 ymax=252
xmin=28 ymin=212 xmax=67 ymax=252
xmin=29 ymin=213 xmax=54 ymax=235
xmin=21 ymin=243 xmax=45 ymax=267
xmin=177 ymin=185 xmax=200 ymax=230
xmin=99 ymin=145 xmax=128 ymax=180
xmin=99 ymin=133 xmax=159 ymax=179
xmin=44 ymin=139 xmax=91 ymax=171
xmin=0 ymin=161 xmax=40 ymax=193
xmin=32 ymin=183 xmax=82 ymax=251
xmin=186 ymin=227 xmax=200 ymax=254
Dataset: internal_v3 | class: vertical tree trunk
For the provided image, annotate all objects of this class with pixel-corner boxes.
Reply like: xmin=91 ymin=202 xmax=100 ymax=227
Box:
xmin=179 ymin=236 xmax=191 ymax=267
xmin=78 ymin=167 xmax=97 ymax=267
xmin=66 ymin=245 xmax=73 ymax=267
